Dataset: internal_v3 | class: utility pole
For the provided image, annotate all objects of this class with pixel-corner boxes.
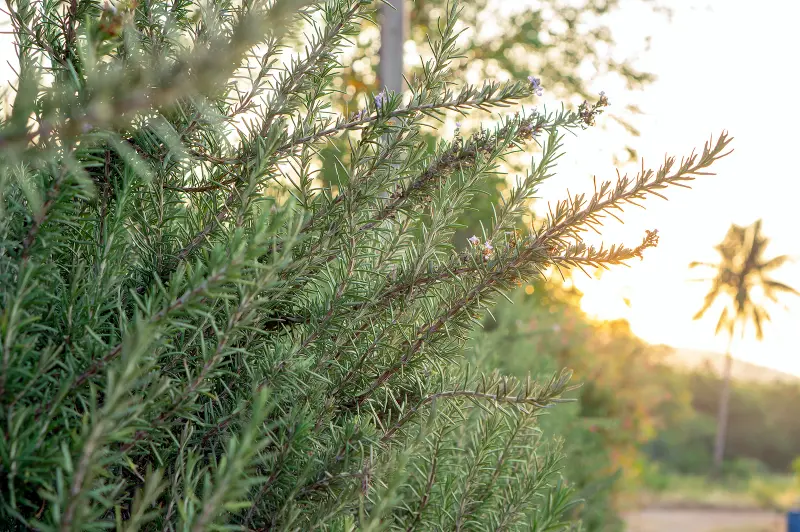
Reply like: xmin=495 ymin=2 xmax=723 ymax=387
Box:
xmin=379 ymin=0 xmax=406 ymax=93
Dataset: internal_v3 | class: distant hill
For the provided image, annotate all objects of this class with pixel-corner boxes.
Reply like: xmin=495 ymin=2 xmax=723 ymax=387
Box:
xmin=657 ymin=346 xmax=800 ymax=384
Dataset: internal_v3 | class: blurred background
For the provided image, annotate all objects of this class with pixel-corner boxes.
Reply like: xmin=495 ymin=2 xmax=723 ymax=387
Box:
xmin=325 ymin=0 xmax=800 ymax=530
xmin=3 ymin=0 xmax=799 ymax=530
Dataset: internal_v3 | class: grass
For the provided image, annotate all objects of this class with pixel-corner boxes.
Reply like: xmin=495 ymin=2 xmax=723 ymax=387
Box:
xmin=634 ymin=472 xmax=800 ymax=512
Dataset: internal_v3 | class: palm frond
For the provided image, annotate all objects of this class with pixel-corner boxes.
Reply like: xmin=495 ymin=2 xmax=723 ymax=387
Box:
xmin=763 ymin=279 xmax=800 ymax=298
xmin=688 ymin=261 xmax=715 ymax=269
xmin=694 ymin=283 xmax=721 ymax=320
xmin=750 ymin=304 xmax=765 ymax=340
xmin=714 ymin=306 xmax=731 ymax=336
xmin=758 ymin=254 xmax=793 ymax=273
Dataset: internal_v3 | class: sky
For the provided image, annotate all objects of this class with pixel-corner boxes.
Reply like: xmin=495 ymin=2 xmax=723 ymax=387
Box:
xmin=532 ymin=0 xmax=800 ymax=375
xmin=1 ymin=1 xmax=798 ymax=374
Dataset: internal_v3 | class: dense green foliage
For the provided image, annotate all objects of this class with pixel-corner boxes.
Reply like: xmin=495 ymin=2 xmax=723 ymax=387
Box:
xmin=0 ymin=0 xmax=727 ymax=529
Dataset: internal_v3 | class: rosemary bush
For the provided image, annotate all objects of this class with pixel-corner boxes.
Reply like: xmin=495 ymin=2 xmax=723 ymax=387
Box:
xmin=0 ymin=0 xmax=730 ymax=530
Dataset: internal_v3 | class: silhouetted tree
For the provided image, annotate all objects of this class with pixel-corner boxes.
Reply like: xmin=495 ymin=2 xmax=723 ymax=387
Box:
xmin=691 ymin=220 xmax=798 ymax=477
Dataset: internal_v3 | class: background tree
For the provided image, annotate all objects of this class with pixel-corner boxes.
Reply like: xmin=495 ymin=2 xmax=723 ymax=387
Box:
xmin=345 ymin=0 xmax=658 ymax=115
xmin=690 ymin=219 xmax=798 ymax=477
xmin=647 ymin=368 xmax=800 ymax=476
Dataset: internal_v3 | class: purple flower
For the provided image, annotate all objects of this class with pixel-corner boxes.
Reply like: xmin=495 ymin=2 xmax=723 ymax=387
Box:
xmin=374 ymin=90 xmax=387 ymax=110
xmin=468 ymin=235 xmax=480 ymax=246
xmin=527 ymin=76 xmax=543 ymax=97
xmin=482 ymin=240 xmax=495 ymax=260
xmin=455 ymin=121 xmax=462 ymax=129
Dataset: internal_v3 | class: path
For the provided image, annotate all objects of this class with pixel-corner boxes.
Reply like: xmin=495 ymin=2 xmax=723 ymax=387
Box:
xmin=624 ymin=508 xmax=785 ymax=532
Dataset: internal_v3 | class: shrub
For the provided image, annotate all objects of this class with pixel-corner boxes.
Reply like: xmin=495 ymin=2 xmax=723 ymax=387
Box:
xmin=0 ymin=0 xmax=729 ymax=529
xmin=723 ymin=458 xmax=768 ymax=482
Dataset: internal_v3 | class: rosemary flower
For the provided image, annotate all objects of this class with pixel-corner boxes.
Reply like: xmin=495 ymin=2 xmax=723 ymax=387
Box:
xmin=374 ymin=90 xmax=388 ymax=110
xmin=527 ymin=76 xmax=544 ymax=97
xmin=482 ymin=240 xmax=494 ymax=260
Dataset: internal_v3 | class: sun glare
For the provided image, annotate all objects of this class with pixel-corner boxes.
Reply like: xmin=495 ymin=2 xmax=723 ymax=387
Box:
xmin=534 ymin=0 xmax=800 ymax=376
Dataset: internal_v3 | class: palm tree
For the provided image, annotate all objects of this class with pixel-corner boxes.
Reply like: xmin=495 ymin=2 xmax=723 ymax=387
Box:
xmin=691 ymin=219 xmax=797 ymax=477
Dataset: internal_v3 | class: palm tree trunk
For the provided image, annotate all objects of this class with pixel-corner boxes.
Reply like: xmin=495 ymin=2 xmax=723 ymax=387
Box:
xmin=711 ymin=337 xmax=734 ymax=478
